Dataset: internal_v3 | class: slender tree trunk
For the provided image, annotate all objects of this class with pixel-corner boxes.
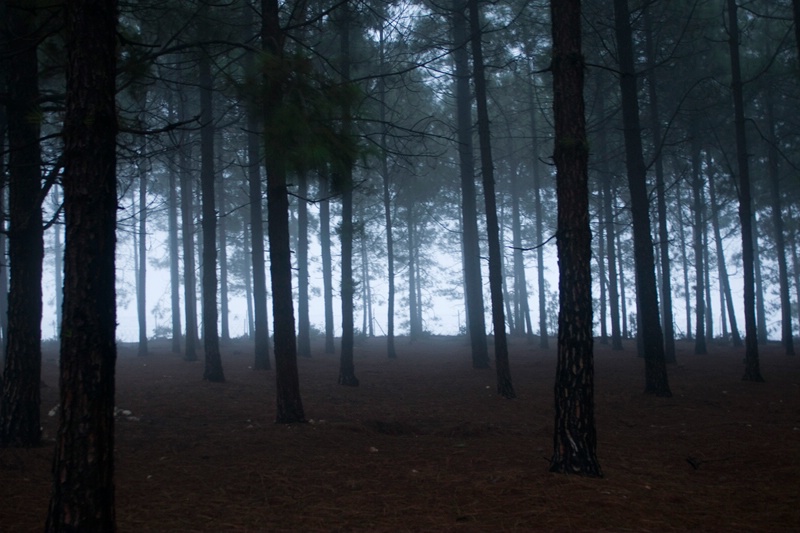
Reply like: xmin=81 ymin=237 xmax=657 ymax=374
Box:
xmin=598 ymin=203 xmax=608 ymax=344
xmin=1 ymin=0 xmax=44 ymax=447
xmin=597 ymin=88 xmax=622 ymax=350
xmin=45 ymin=0 xmax=118 ymax=526
xmin=644 ymin=8 xmax=675 ymax=363
xmin=703 ymin=227 xmax=714 ymax=342
xmin=675 ymin=181 xmax=693 ymax=340
xmin=549 ymin=0 xmax=602 ymax=477
xmin=0 ymin=72 xmax=6 ymax=357
xmin=691 ymin=133 xmax=706 ymax=355
xmin=407 ymin=203 xmax=420 ymax=339
xmin=137 ymin=153 xmax=148 ymax=356
xmin=199 ymin=43 xmax=224 ymax=383
xmin=379 ymin=24 xmax=396 ymax=358
xmin=54 ymin=188 xmax=63 ymax=337
xmin=468 ymin=0 xmax=514 ymax=398
xmin=179 ymin=126 xmax=198 ymax=362
xmin=765 ymin=89 xmax=794 ymax=355
xmin=726 ymin=0 xmax=763 ymax=382
xmin=791 ymin=227 xmax=800 ymax=339
xmin=452 ymin=0 xmax=489 ymax=365
xmin=510 ymin=165 xmax=532 ymax=340
xmin=218 ymin=163 xmax=230 ymax=343
xmin=529 ymin=71 xmax=550 ymax=349
xmin=617 ymin=225 xmax=629 ymax=339
xmin=320 ymin=179 xmax=335 ymax=354
xmin=168 ymin=147 xmax=182 ymax=353
xmin=338 ymin=183 xmax=359 ymax=385
xmin=263 ymin=0 xmax=305 ymax=422
xmin=296 ymin=172 xmax=311 ymax=357
xmin=613 ymin=0 xmax=670 ymax=396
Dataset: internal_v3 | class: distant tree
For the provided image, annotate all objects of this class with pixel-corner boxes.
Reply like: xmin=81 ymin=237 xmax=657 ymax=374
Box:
xmin=549 ymin=0 xmax=602 ymax=477
xmin=178 ymin=90 xmax=199 ymax=363
xmin=1 ymin=0 xmax=44 ymax=448
xmin=45 ymin=0 xmax=118 ymax=527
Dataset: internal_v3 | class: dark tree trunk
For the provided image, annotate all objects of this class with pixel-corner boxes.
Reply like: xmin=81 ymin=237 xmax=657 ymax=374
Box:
xmin=1 ymin=0 xmax=44 ymax=448
xmin=529 ymin=77 xmax=550 ymax=349
xmin=406 ymin=203 xmax=421 ymax=339
xmin=263 ymin=0 xmax=305 ymax=423
xmin=45 ymin=0 xmax=118 ymax=527
xmin=54 ymin=188 xmax=63 ymax=337
xmin=137 ymin=153 xmax=148 ymax=356
xmin=726 ymin=0 xmax=763 ymax=382
xmin=617 ymin=225 xmax=629 ymax=339
xmin=218 ymin=161 xmax=230 ymax=343
xmin=320 ymin=179 xmax=336 ymax=354
xmin=168 ymin=151 xmax=182 ymax=354
xmin=596 ymin=85 xmax=623 ymax=350
xmin=598 ymin=203 xmax=608 ymax=344
xmin=510 ymin=165 xmax=532 ymax=340
xmin=753 ymin=232 xmax=767 ymax=345
xmin=179 ymin=123 xmax=199 ymax=363
xmin=613 ymin=0 xmax=671 ymax=396
xmin=468 ymin=0 xmax=514 ymax=398
xmin=703 ymin=227 xmax=714 ymax=343
xmin=644 ymin=9 xmax=675 ymax=363
xmin=691 ymin=132 xmax=706 ymax=355
xmin=549 ymin=0 xmax=602 ymax=477
xmin=765 ymin=89 xmax=794 ymax=355
xmin=452 ymin=0 xmax=489 ymax=365
xmin=379 ymin=24 xmax=396 ymax=359
xmin=297 ymin=172 xmax=311 ymax=358
xmin=246 ymin=79 xmax=271 ymax=370
xmin=199 ymin=44 xmax=224 ymax=383
xmin=0 ymin=73 xmax=7 ymax=358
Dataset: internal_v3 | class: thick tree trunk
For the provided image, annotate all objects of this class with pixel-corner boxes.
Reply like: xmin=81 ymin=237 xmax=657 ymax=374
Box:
xmin=613 ymin=0 xmax=670 ymax=396
xmin=452 ymin=0 xmax=489 ymax=366
xmin=549 ymin=0 xmax=602 ymax=477
xmin=726 ymin=0 xmax=763 ymax=382
xmin=199 ymin=45 xmax=224 ymax=383
xmin=468 ymin=0 xmax=514 ymax=398
xmin=1 ymin=0 xmax=44 ymax=448
xmin=45 ymin=0 xmax=118 ymax=527
xmin=263 ymin=0 xmax=305 ymax=422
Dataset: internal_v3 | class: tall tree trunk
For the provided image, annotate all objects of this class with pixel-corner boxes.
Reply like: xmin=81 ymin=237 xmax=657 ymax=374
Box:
xmin=549 ymin=0 xmax=602 ymax=477
xmin=691 ymin=132 xmax=706 ymax=355
xmin=54 ymin=187 xmax=63 ymax=337
xmin=0 ymin=72 xmax=7 ymax=357
xmin=320 ymin=179 xmax=335 ymax=354
xmin=452 ymin=0 xmax=489 ymax=365
xmin=45 ymin=0 xmax=118 ymax=526
xmin=612 ymin=0 xmax=671 ymax=396
xmin=168 ymin=151 xmax=182 ymax=354
xmin=676 ymin=181 xmax=693 ymax=341
xmin=468 ymin=0 xmax=514 ymax=398
xmin=617 ymin=225 xmax=629 ymax=339
xmin=765 ymin=88 xmax=794 ymax=355
xmin=510 ymin=165 xmax=532 ymax=340
xmin=199 ymin=43 xmax=224 ymax=383
xmin=243 ymin=0 xmax=271 ymax=370
xmin=598 ymin=203 xmax=608 ymax=344
xmin=644 ymin=8 xmax=675 ymax=363
xmin=263 ymin=0 xmax=305 ymax=422
xmin=596 ymin=82 xmax=623 ymax=350
xmin=703 ymin=227 xmax=714 ymax=342
xmin=753 ymin=230 xmax=767 ymax=345
xmin=726 ymin=0 xmax=763 ymax=382
xmin=137 ymin=152 xmax=148 ymax=356
xmin=529 ymin=66 xmax=549 ymax=349
xmin=1 ymin=0 xmax=44 ymax=447
xmin=407 ymin=203 xmax=420 ymax=339
xmin=179 ymin=120 xmax=198 ymax=363
xmin=218 ymin=162 xmax=230 ymax=343
xmin=379 ymin=24 xmax=397 ymax=358
xmin=295 ymin=172 xmax=311 ymax=357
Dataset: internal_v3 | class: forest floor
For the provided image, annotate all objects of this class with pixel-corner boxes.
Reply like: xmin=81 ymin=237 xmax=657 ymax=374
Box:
xmin=1 ymin=335 xmax=799 ymax=532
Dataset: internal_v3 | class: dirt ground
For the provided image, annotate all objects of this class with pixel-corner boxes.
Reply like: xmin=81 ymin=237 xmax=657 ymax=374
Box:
xmin=1 ymin=335 xmax=799 ymax=532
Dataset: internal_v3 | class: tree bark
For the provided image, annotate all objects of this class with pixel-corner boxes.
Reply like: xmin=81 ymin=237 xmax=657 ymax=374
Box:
xmin=549 ymin=0 xmax=602 ymax=477
xmin=612 ymin=0 xmax=671 ymax=396
xmin=199 ymin=42 xmax=224 ymax=383
xmin=468 ymin=0 xmax=514 ymax=398
xmin=726 ymin=0 xmax=763 ymax=382
xmin=1 ymin=0 xmax=44 ymax=448
xmin=178 ymin=108 xmax=199 ymax=362
xmin=452 ymin=0 xmax=489 ymax=365
xmin=263 ymin=0 xmax=305 ymax=422
xmin=690 ymin=130 xmax=706 ymax=355
xmin=45 ymin=0 xmax=118 ymax=527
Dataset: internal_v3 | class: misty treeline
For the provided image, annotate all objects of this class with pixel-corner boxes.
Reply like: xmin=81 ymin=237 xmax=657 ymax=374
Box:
xmin=1 ymin=0 xmax=799 ymax=527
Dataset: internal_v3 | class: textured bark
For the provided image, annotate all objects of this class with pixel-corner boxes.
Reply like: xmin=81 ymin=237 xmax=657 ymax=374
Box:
xmin=1 ymin=0 xmax=44 ymax=448
xmin=468 ymin=0 xmax=514 ymax=398
xmin=452 ymin=0 xmax=489 ymax=366
xmin=726 ymin=0 xmax=763 ymax=382
xmin=45 ymin=0 xmax=118 ymax=528
xmin=263 ymin=0 xmax=305 ymax=422
xmin=549 ymin=0 xmax=602 ymax=477
xmin=199 ymin=45 xmax=224 ymax=383
xmin=613 ymin=0 xmax=671 ymax=396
